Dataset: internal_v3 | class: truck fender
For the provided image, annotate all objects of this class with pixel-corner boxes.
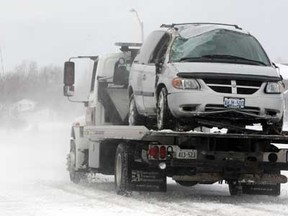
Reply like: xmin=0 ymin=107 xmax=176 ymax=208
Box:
xmin=70 ymin=116 xmax=89 ymax=170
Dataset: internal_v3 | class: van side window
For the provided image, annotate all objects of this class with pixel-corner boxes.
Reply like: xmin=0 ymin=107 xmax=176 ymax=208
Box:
xmin=133 ymin=54 xmax=140 ymax=63
xmin=137 ymin=31 xmax=166 ymax=64
xmin=150 ymin=33 xmax=171 ymax=63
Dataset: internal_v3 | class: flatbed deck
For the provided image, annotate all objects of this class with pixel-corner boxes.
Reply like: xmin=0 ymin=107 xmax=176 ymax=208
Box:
xmin=84 ymin=125 xmax=288 ymax=144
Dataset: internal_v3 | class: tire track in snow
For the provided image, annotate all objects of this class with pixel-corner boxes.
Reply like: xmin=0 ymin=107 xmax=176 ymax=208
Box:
xmin=41 ymin=175 xmax=288 ymax=216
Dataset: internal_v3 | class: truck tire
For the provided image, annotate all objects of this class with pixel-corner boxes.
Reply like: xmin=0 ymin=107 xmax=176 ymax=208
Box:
xmin=228 ymin=181 xmax=243 ymax=196
xmin=271 ymin=118 xmax=283 ymax=135
xmin=67 ymin=139 xmax=86 ymax=184
xmin=114 ymin=143 xmax=133 ymax=195
xmin=263 ymin=117 xmax=283 ymax=135
xmin=176 ymin=181 xmax=198 ymax=187
xmin=157 ymin=87 xmax=175 ymax=130
xmin=128 ymin=94 xmax=145 ymax=126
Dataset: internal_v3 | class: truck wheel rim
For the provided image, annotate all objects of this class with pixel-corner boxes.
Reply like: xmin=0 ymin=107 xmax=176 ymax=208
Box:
xmin=116 ymin=154 xmax=122 ymax=187
xmin=67 ymin=152 xmax=75 ymax=171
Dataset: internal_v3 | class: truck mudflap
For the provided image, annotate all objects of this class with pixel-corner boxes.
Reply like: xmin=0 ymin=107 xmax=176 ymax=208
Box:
xmin=241 ymin=183 xmax=281 ymax=196
xmin=229 ymin=180 xmax=282 ymax=196
xmin=130 ymin=166 xmax=167 ymax=192
xmin=115 ymin=143 xmax=166 ymax=195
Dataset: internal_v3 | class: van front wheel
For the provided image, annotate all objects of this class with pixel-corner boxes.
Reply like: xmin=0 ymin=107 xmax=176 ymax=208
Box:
xmin=157 ymin=87 xmax=174 ymax=130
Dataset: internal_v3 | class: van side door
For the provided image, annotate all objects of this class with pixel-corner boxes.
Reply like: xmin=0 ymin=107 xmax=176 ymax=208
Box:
xmin=142 ymin=32 xmax=171 ymax=115
xmin=130 ymin=31 xmax=167 ymax=115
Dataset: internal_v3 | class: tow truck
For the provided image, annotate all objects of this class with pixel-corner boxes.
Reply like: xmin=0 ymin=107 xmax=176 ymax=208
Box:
xmin=64 ymin=42 xmax=288 ymax=196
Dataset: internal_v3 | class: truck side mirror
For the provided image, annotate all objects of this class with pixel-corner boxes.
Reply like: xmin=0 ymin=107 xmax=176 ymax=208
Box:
xmin=64 ymin=61 xmax=75 ymax=97
xmin=64 ymin=61 xmax=75 ymax=85
xmin=63 ymin=85 xmax=75 ymax=97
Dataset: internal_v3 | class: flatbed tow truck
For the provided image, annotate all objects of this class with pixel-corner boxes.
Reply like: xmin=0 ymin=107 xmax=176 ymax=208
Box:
xmin=64 ymin=43 xmax=288 ymax=196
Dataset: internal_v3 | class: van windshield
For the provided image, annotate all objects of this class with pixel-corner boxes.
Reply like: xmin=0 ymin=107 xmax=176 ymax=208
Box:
xmin=170 ymin=29 xmax=271 ymax=66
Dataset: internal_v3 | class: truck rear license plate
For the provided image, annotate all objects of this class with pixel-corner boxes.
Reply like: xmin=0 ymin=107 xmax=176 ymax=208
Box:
xmin=177 ymin=150 xmax=197 ymax=159
xmin=224 ymin=97 xmax=245 ymax=109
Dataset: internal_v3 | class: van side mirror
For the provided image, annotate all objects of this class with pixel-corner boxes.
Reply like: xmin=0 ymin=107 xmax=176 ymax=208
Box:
xmin=155 ymin=61 xmax=163 ymax=74
xmin=63 ymin=61 xmax=75 ymax=96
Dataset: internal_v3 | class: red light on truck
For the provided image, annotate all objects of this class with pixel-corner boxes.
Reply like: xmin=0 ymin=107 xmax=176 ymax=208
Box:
xmin=148 ymin=146 xmax=159 ymax=159
xmin=160 ymin=146 xmax=166 ymax=159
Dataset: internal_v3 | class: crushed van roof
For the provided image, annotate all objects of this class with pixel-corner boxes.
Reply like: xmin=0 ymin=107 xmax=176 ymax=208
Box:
xmin=161 ymin=23 xmax=249 ymax=38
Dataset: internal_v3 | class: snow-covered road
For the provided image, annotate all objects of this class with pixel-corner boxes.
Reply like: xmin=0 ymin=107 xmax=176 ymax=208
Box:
xmin=0 ymin=123 xmax=288 ymax=216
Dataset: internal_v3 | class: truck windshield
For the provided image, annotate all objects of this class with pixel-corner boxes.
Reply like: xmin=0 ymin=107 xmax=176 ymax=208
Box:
xmin=170 ymin=29 xmax=271 ymax=66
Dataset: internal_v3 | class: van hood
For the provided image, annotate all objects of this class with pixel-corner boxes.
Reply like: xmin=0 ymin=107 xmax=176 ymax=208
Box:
xmin=171 ymin=62 xmax=281 ymax=81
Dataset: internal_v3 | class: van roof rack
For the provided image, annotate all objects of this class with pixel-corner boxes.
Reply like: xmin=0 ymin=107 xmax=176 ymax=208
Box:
xmin=115 ymin=42 xmax=142 ymax=52
xmin=160 ymin=23 xmax=242 ymax=30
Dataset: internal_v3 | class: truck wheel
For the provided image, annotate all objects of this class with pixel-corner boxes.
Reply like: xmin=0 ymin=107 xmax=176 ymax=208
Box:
xmin=67 ymin=140 xmax=86 ymax=184
xmin=115 ymin=143 xmax=133 ymax=195
xmin=228 ymin=181 xmax=243 ymax=196
xmin=157 ymin=87 xmax=175 ymax=130
xmin=129 ymin=94 xmax=145 ymax=126
xmin=263 ymin=117 xmax=283 ymax=135
xmin=176 ymin=181 xmax=198 ymax=187
xmin=271 ymin=118 xmax=283 ymax=135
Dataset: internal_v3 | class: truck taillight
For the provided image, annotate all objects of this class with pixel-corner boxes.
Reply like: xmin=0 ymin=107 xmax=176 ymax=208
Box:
xmin=149 ymin=145 xmax=167 ymax=160
xmin=160 ymin=146 xmax=166 ymax=159
xmin=149 ymin=146 xmax=159 ymax=159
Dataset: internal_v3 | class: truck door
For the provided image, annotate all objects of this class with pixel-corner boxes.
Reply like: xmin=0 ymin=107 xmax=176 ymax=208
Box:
xmin=86 ymin=60 xmax=99 ymax=125
xmin=142 ymin=32 xmax=171 ymax=115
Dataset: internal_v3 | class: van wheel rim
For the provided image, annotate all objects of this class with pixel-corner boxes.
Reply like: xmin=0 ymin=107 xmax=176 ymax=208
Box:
xmin=129 ymin=99 xmax=135 ymax=125
xmin=157 ymin=91 xmax=164 ymax=129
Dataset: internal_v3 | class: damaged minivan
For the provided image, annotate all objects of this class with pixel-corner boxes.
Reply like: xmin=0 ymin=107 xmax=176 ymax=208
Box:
xmin=128 ymin=23 xmax=285 ymax=133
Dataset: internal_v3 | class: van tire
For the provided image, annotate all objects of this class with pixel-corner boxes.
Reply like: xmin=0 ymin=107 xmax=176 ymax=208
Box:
xmin=128 ymin=94 xmax=145 ymax=126
xmin=157 ymin=87 xmax=175 ymax=130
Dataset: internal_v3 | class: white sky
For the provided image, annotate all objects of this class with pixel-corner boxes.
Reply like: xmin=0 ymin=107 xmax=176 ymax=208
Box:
xmin=0 ymin=0 xmax=288 ymax=72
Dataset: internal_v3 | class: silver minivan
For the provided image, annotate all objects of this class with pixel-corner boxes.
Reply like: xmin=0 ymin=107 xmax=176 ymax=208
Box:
xmin=128 ymin=23 xmax=284 ymax=133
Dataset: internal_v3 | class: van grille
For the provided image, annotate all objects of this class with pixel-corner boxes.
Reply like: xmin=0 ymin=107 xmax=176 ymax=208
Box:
xmin=203 ymin=79 xmax=262 ymax=94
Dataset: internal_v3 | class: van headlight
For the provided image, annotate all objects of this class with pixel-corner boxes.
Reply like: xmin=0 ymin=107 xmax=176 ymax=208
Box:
xmin=172 ymin=77 xmax=200 ymax=89
xmin=265 ymin=82 xmax=284 ymax=94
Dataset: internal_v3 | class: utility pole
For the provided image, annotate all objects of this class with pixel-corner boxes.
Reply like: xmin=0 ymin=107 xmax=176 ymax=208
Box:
xmin=129 ymin=8 xmax=144 ymax=43
xmin=0 ymin=47 xmax=5 ymax=74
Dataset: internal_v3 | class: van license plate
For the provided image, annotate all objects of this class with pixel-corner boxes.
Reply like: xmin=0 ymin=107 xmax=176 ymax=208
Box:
xmin=224 ymin=97 xmax=245 ymax=109
xmin=177 ymin=150 xmax=197 ymax=159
